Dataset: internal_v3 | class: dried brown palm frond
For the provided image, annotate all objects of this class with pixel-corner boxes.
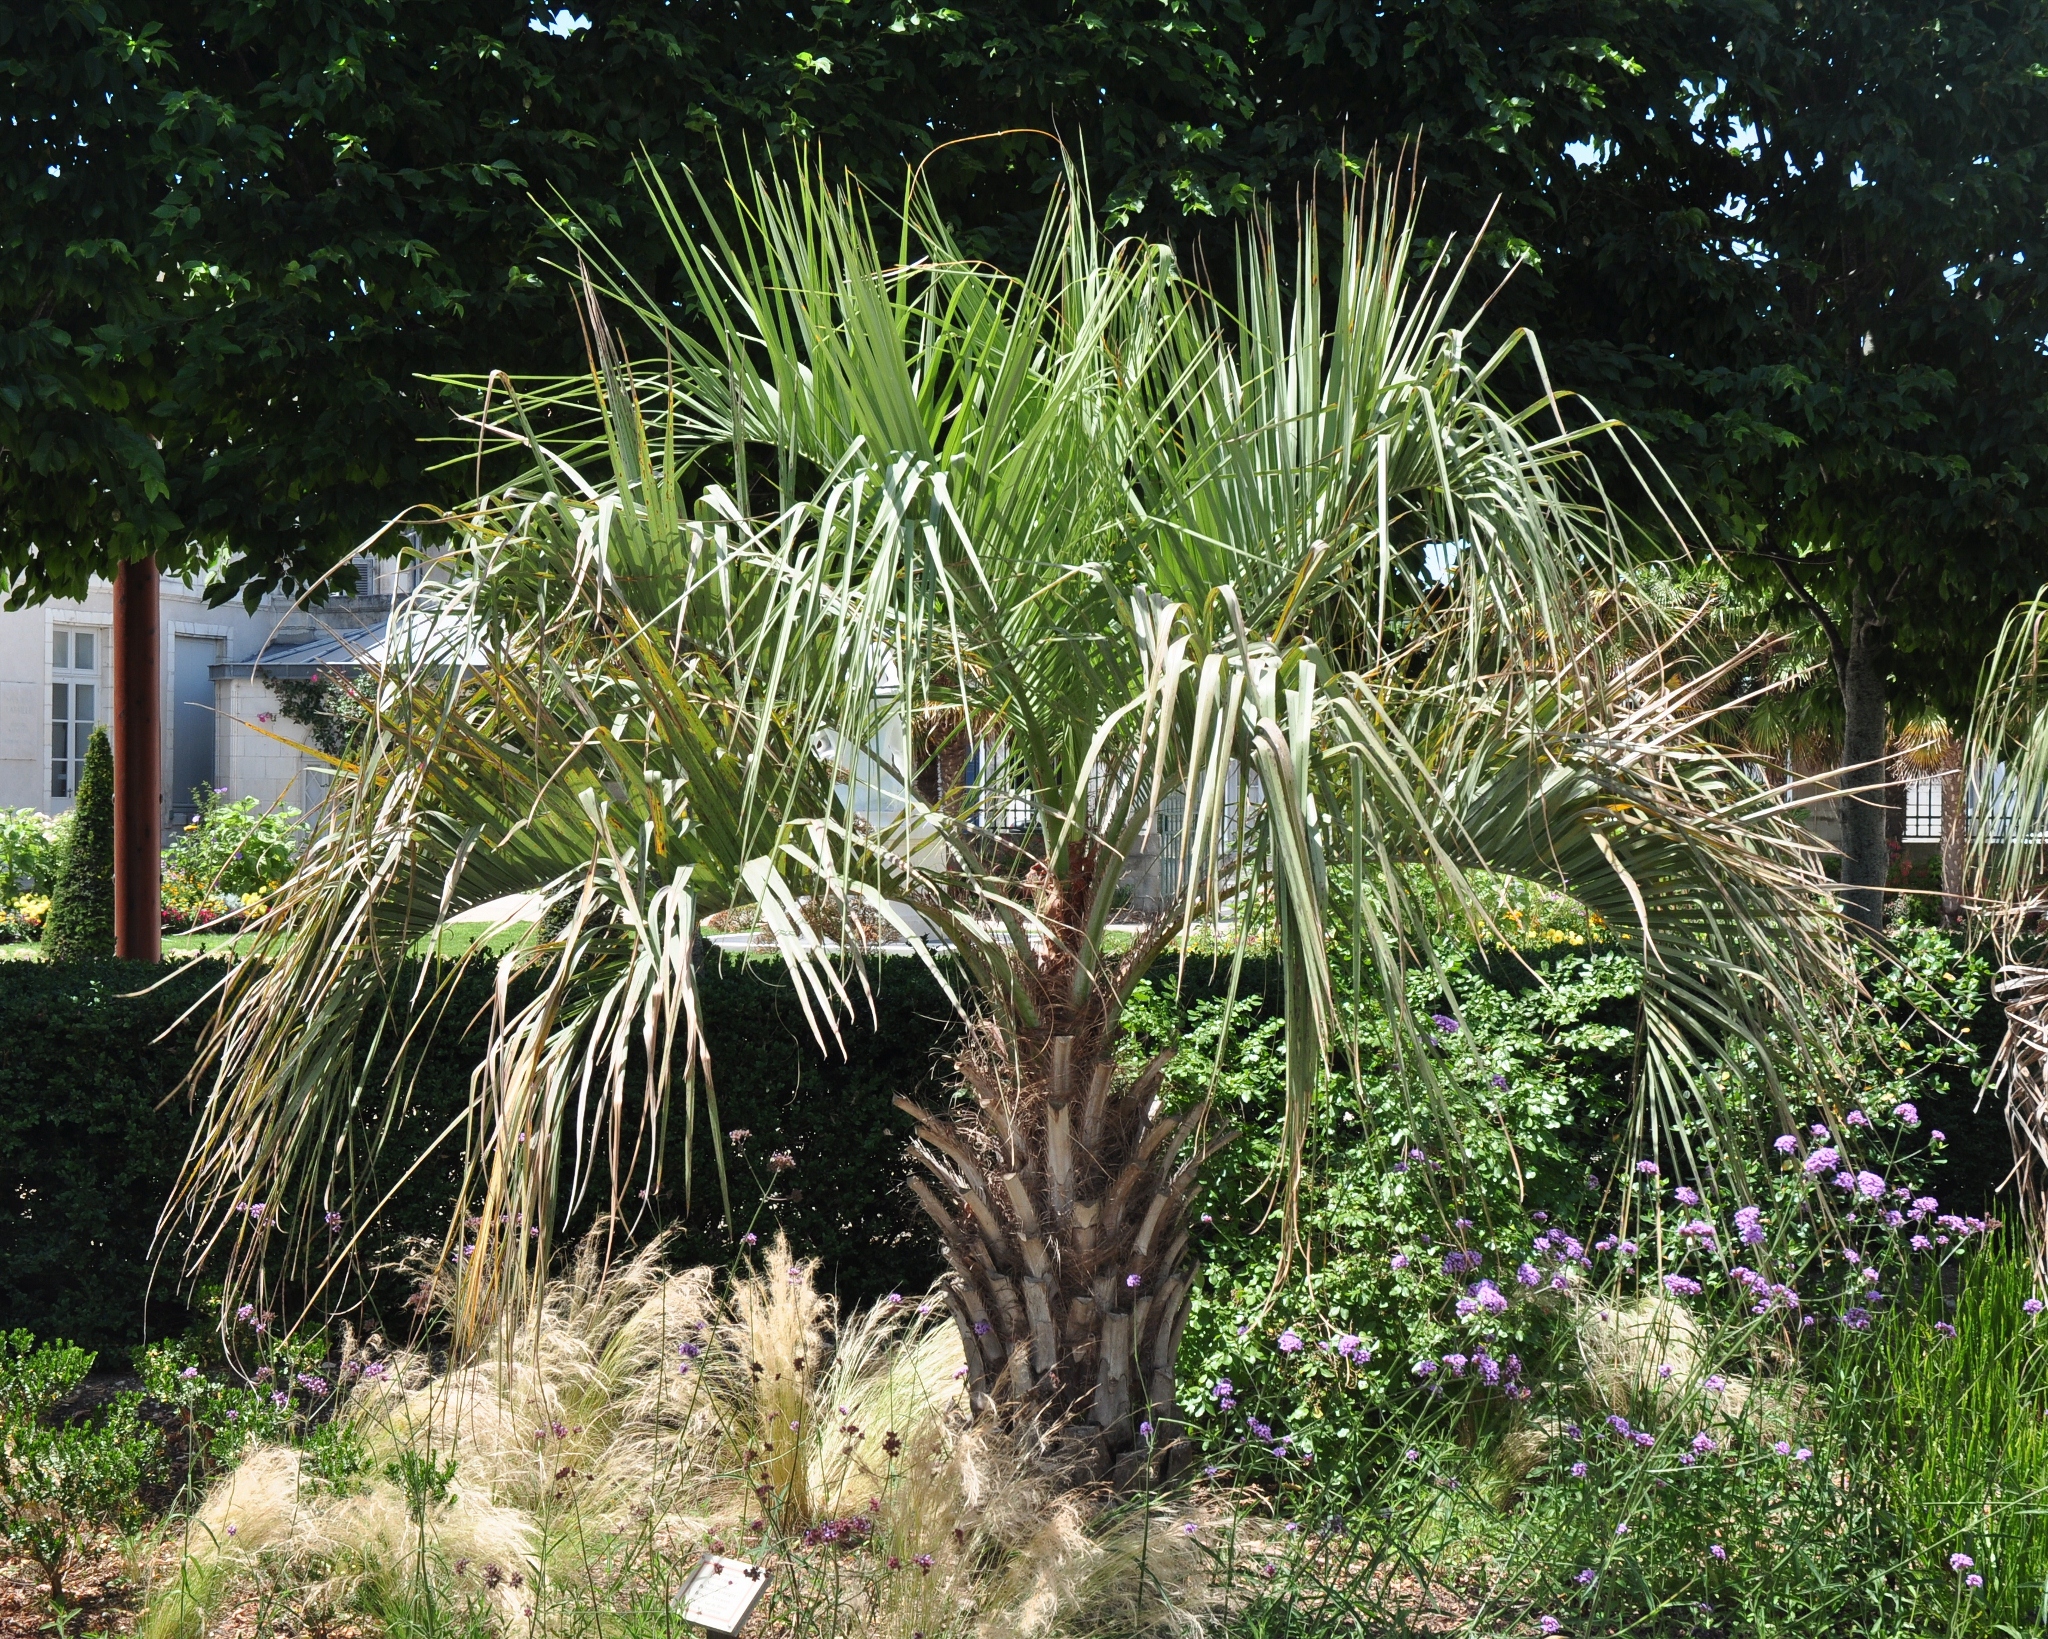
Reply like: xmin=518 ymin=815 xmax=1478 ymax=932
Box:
xmin=145 ymin=1230 xmax=1246 ymax=1639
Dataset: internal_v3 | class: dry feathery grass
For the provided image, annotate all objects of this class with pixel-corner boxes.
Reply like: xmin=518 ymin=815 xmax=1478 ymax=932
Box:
xmin=1573 ymin=1296 xmax=1801 ymax=1440
xmin=143 ymin=1231 xmax=1242 ymax=1639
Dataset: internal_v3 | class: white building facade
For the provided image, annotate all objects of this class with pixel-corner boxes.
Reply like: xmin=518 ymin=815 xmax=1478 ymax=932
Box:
xmin=0 ymin=559 xmax=408 ymax=831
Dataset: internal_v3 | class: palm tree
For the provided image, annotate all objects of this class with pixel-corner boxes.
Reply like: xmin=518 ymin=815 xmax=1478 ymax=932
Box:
xmin=171 ymin=160 xmax=1853 ymax=1483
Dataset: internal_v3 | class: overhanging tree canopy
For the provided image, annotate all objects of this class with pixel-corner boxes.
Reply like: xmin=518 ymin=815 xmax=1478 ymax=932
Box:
xmin=1512 ymin=0 xmax=2048 ymax=924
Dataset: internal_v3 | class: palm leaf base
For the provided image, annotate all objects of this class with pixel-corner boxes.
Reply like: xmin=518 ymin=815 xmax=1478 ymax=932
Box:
xmin=900 ymin=1015 xmax=1232 ymax=1487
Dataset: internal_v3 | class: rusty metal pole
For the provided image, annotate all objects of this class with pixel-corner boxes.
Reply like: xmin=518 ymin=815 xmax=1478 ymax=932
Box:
xmin=113 ymin=556 xmax=161 ymax=960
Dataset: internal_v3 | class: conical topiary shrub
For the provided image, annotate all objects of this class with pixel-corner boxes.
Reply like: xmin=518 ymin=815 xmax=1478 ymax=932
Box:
xmin=43 ymin=724 xmax=115 ymax=962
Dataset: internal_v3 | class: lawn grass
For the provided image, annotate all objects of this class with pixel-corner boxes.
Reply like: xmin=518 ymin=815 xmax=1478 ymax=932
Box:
xmin=0 ymin=920 xmax=529 ymax=964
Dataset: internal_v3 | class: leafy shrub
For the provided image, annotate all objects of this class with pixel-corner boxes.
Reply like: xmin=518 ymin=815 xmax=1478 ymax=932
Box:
xmin=163 ymin=787 xmax=303 ymax=900
xmin=1156 ymin=928 xmax=1996 ymax=1495
xmin=1135 ymin=947 xmax=1640 ymax=1489
xmin=0 ymin=1329 xmax=159 ymax=1604
xmin=42 ymin=725 xmax=114 ymax=962
xmin=0 ymin=807 xmax=65 ymax=900
xmin=0 ymin=958 xmax=226 ymax=1346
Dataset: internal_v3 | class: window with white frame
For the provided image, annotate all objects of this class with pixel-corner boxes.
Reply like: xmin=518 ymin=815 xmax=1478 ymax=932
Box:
xmin=50 ymin=628 xmax=100 ymax=800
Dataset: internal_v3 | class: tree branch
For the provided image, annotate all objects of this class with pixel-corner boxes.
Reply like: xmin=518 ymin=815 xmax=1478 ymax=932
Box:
xmin=1760 ymin=548 xmax=1848 ymax=682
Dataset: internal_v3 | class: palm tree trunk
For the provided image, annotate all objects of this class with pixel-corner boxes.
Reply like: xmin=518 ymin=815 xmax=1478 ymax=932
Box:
xmin=900 ymin=1000 xmax=1233 ymax=1485
xmin=1941 ymin=749 xmax=1967 ymax=925
xmin=1839 ymin=597 xmax=1891 ymax=932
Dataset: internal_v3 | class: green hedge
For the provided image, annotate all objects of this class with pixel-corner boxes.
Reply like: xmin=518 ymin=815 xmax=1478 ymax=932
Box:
xmin=1 ymin=936 xmax=2008 ymax=1362
xmin=0 ymin=953 xmax=973 ymax=1349
xmin=0 ymin=959 xmax=216 ymax=1347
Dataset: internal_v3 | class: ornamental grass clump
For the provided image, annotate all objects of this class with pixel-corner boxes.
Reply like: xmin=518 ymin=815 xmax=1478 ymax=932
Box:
xmin=144 ymin=1231 xmax=1237 ymax=1639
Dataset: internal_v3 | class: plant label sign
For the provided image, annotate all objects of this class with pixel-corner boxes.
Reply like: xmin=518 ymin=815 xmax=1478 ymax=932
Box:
xmin=676 ymin=1555 xmax=769 ymax=1633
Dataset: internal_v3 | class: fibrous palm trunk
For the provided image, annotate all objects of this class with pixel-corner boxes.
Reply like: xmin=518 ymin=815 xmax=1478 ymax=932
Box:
xmin=1940 ymin=751 xmax=1967 ymax=925
xmin=897 ymin=921 xmax=1235 ymax=1484
xmin=1996 ymin=963 xmax=2048 ymax=1278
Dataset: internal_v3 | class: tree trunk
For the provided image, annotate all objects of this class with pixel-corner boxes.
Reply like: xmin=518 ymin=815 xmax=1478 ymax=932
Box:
xmin=1838 ymin=598 xmax=1891 ymax=933
xmin=113 ymin=557 xmax=161 ymax=960
xmin=900 ymin=966 xmax=1233 ymax=1485
xmin=1940 ymin=746 xmax=1967 ymax=925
